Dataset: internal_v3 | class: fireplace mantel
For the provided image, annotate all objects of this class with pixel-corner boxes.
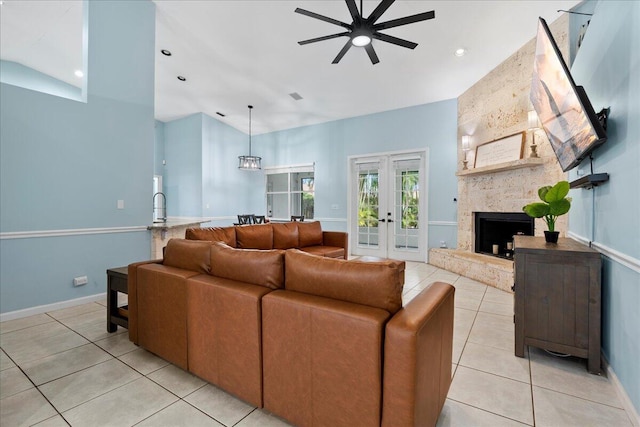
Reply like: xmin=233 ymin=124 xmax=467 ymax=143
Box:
xmin=456 ymin=158 xmax=545 ymax=176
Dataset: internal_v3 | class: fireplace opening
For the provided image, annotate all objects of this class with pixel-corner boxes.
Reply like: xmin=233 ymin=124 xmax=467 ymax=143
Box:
xmin=475 ymin=212 xmax=534 ymax=259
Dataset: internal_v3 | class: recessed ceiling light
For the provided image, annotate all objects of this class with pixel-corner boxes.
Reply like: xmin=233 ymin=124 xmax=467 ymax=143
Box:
xmin=74 ymin=70 xmax=84 ymax=78
xmin=161 ymin=49 xmax=172 ymax=56
xmin=177 ymin=76 xmax=186 ymax=81
xmin=455 ymin=48 xmax=467 ymax=57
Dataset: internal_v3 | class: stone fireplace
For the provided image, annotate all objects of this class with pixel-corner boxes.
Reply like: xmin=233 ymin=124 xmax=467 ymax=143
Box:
xmin=429 ymin=15 xmax=569 ymax=292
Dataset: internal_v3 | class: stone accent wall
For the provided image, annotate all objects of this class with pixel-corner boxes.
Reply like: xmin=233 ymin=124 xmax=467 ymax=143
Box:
xmin=456 ymin=15 xmax=569 ymax=252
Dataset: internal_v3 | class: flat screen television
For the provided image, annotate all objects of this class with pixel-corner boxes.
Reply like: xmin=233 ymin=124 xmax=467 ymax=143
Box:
xmin=530 ymin=17 xmax=606 ymax=172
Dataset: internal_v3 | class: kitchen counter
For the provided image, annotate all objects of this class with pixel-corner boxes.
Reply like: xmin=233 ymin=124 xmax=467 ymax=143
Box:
xmin=148 ymin=217 xmax=212 ymax=258
xmin=147 ymin=217 xmax=211 ymax=230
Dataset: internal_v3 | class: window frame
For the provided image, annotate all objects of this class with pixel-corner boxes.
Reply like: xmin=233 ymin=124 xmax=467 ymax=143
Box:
xmin=265 ymin=163 xmax=315 ymax=221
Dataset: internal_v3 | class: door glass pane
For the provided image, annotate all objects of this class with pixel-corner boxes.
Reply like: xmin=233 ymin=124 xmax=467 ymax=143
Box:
xmin=393 ymin=160 xmax=420 ymax=251
xmin=357 ymin=170 xmax=379 ymax=247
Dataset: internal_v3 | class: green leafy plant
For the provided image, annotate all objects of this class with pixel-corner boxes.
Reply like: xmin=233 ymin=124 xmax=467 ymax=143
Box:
xmin=522 ymin=181 xmax=572 ymax=232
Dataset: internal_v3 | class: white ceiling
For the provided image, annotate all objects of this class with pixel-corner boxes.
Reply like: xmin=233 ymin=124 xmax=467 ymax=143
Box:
xmin=1 ymin=0 xmax=581 ymax=135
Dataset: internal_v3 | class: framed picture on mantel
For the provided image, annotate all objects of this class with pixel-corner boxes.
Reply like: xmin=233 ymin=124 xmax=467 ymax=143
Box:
xmin=474 ymin=132 xmax=525 ymax=168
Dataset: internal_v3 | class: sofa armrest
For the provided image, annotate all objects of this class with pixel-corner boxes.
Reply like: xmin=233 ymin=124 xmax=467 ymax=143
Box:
xmin=322 ymin=231 xmax=348 ymax=259
xmin=128 ymin=259 xmax=162 ymax=344
xmin=382 ymin=282 xmax=455 ymax=427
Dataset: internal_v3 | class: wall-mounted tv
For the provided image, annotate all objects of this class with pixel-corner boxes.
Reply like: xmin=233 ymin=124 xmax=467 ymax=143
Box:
xmin=530 ymin=17 xmax=606 ymax=172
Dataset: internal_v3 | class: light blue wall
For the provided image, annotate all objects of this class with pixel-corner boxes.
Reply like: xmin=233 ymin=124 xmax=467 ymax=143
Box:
xmin=254 ymin=99 xmax=459 ymax=243
xmin=159 ymin=100 xmax=458 ymax=238
xmin=201 ymin=113 xmax=264 ymax=221
xmin=568 ymin=0 xmax=639 ymax=414
xmin=0 ymin=0 xmax=155 ymax=314
xmin=163 ymin=114 xmax=203 ymax=217
xmin=0 ymin=60 xmax=82 ymax=101
xmin=154 ymin=120 xmax=165 ymax=176
xmin=161 ymin=112 xmax=273 ymax=225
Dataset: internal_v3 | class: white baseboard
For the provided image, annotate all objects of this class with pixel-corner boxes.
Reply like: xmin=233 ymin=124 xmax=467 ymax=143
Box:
xmin=603 ymin=353 xmax=640 ymax=426
xmin=0 ymin=293 xmax=107 ymax=322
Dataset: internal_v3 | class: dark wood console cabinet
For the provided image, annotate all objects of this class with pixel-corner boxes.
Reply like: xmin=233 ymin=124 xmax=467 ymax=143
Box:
xmin=514 ymin=236 xmax=602 ymax=373
xmin=107 ymin=266 xmax=129 ymax=332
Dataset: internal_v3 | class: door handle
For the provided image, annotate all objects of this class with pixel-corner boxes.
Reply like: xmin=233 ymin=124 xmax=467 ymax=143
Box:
xmin=378 ymin=218 xmax=386 ymax=222
xmin=387 ymin=219 xmax=394 ymax=223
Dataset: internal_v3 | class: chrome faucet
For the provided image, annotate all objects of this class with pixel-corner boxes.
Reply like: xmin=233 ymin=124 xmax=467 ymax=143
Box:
xmin=153 ymin=192 xmax=167 ymax=223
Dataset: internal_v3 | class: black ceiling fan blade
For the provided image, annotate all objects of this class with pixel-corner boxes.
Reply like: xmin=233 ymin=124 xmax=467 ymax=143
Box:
xmin=345 ymin=0 xmax=361 ymax=23
xmin=332 ymin=40 xmax=353 ymax=64
xmin=295 ymin=8 xmax=352 ymax=30
xmin=298 ymin=32 xmax=351 ymax=45
xmin=367 ymin=0 xmax=395 ymax=24
xmin=374 ymin=10 xmax=435 ymax=31
xmin=364 ymin=44 xmax=380 ymax=64
xmin=373 ymin=32 xmax=418 ymax=49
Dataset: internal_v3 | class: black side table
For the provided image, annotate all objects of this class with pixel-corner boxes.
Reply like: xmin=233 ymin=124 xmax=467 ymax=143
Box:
xmin=107 ymin=266 xmax=129 ymax=332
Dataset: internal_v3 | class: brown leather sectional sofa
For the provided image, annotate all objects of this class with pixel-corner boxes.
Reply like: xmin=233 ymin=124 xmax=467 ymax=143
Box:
xmin=185 ymin=221 xmax=348 ymax=259
xmin=128 ymin=238 xmax=454 ymax=427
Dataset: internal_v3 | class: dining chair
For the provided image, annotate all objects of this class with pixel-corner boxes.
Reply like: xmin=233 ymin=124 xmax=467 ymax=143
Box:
xmin=237 ymin=214 xmax=254 ymax=225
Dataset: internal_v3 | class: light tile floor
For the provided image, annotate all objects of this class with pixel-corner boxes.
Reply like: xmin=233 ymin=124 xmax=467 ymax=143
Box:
xmin=0 ymin=262 xmax=633 ymax=426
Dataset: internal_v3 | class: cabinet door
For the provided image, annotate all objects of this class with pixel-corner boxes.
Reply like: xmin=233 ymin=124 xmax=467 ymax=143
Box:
xmin=522 ymin=253 xmax=591 ymax=349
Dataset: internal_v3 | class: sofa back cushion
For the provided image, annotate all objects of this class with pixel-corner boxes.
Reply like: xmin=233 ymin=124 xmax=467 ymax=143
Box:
xmin=163 ymin=239 xmax=211 ymax=274
xmin=185 ymin=227 xmax=237 ymax=247
xmin=297 ymin=221 xmax=323 ymax=247
xmin=210 ymin=242 xmax=284 ymax=289
xmin=284 ymin=250 xmax=403 ymax=314
xmin=235 ymin=224 xmax=274 ymax=250
xmin=272 ymin=222 xmax=299 ymax=249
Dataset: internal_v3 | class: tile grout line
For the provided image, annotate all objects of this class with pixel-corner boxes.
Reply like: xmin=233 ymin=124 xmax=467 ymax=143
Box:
xmin=445 ymin=397 xmax=534 ymax=426
xmin=528 ymin=347 xmax=537 ymax=426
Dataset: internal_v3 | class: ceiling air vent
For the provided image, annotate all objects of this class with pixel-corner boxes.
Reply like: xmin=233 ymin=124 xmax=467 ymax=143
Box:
xmin=289 ymin=92 xmax=303 ymax=101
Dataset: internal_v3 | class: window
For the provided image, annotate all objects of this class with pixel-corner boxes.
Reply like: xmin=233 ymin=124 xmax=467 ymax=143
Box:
xmin=400 ymin=170 xmax=419 ymax=229
xmin=266 ymin=164 xmax=314 ymax=220
xmin=358 ymin=171 xmax=379 ymax=228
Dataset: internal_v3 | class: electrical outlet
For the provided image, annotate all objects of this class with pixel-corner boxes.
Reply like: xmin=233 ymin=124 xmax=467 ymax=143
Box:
xmin=117 ymin=200 xmax=124 ymax=209
xmin=440 ymin=240 xmax=448 ymax=248
xmin=73 ymin=276 xmax=88 ymax=287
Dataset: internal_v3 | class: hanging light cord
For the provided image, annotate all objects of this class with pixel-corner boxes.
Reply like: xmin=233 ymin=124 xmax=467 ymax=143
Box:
xmin=248 ymin=105 xmax=253 ymax=156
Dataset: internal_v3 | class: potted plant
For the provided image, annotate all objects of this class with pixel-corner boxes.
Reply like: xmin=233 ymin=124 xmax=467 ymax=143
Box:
xmin=522 ymin=180 xmax=572 ymax=243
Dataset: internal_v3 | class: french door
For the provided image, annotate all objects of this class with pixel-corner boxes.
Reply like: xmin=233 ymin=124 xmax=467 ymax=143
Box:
xmin=349 ymin=151 xmax=427 ymax=262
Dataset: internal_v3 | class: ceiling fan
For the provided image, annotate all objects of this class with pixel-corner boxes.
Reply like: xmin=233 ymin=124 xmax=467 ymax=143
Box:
xmin=295 ymin=0 xmax=435 ymax=64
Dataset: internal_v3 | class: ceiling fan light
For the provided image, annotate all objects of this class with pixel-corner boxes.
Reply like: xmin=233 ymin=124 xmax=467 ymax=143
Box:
xmin=352 ymin=35 xmax=372 ymax=47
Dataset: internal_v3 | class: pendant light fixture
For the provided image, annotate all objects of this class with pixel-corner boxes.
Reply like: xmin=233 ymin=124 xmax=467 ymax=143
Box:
xmin=238 ymin=105 xmax=261 ymax=170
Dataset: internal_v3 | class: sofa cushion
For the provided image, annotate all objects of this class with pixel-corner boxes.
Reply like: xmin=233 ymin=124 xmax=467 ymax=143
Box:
xmin=272 ymin=222 xmax=299 ymax=249
xmin=163 ymin=239 xmax=211 ymax=274
xmin=210 ymin=242 xmax=284 ymax=289
xmin=284 ymin=250 xmax=403 ymax=314
xmin=297 ymin=221 xmax=323 ymax=247
xmin=299 ymin=245 xmax=344 ymax=259
xmin=235 ymin=224 xmax=274 ymax=250
xmin=186 ymin=227 xmax=236 ymax=247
